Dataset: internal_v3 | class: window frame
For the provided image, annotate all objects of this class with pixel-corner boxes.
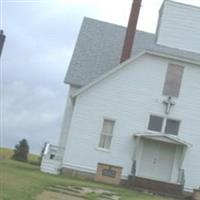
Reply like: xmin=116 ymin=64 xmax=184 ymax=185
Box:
xmin=147 ymin=113 xmax=181 ymax=136
xmin=162 ymin=63 xmax=184 ymax=98
xmin=147 ymin=114 xmax=164 ymax=133
xmin=98 ymin=118 xmax=116 ymax=150
xmin=165 ymin=118 xmax=181 ymax=135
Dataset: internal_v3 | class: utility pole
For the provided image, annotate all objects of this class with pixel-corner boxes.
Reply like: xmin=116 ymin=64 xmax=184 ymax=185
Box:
xmin=0 ymin=30 xmax=6 ymax=58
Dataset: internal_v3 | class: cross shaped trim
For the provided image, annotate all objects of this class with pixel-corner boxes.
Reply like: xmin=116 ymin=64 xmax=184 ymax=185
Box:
xmin=163 ymin=96 xmax=176 ymax=114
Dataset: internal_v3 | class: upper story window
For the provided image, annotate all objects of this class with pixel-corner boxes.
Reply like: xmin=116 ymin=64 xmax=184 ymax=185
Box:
xmin=148 ymin=114 xmax=180 ymax=136
xmin=165 ymin=119 xmax=180 ymax=135
xmin=163 ymin=64 xmax=184 ymax=97
xmin=99 ymin=119 xmax=115 ymax=149
xmin=148 ymin=115 xmax=164 ymax=132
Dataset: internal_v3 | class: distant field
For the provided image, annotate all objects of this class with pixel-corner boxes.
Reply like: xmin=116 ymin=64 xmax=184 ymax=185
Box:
xmin=0 ymin=148 xmax=14 ymax=159
xmin=0 ymin=147 xmax=40 ymax=168
xmin=0 ymin=147 xmax=39 ymax=162
xmin=0 ymin=148 xmax=176 ymax=200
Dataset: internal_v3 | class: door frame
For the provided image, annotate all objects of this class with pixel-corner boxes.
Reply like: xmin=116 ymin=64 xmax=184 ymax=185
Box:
xmin=133 ymin=135 xmax=187 ymax=184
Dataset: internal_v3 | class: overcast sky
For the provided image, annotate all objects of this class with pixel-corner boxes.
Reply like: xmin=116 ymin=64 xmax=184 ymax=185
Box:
xmin=1 ymin=0 xmax=200 ymax=154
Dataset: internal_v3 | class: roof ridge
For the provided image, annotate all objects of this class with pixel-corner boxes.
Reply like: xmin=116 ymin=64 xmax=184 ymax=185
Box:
xmin=83 ymin=17 xmax=155 ymax=36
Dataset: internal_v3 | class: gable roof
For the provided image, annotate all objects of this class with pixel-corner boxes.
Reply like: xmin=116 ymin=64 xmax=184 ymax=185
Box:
xmin=65 ymin=17 xmax=200 ymax=87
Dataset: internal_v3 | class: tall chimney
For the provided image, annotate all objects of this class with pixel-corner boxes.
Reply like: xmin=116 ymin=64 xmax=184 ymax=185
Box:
xmin=120 ymin=0 xmax=142 ymax=63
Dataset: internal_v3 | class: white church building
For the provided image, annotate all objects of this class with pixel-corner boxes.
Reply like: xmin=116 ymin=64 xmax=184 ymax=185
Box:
xmin=41 ymin=0 xmax=200 ymax=194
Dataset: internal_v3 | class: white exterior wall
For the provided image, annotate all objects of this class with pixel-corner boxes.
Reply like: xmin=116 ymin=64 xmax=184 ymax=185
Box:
xmin=58 ymin=86 xmax=78 ymax=148
xmin=40 ymin=86 xmax=77 ymax=175
xmin=63 ymin=54 xmax=200 ymax=190
xmin=157 ymin=1 xmax=200 ymax=53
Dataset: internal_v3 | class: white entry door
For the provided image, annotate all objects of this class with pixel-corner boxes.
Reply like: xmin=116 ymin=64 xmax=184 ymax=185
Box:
xmin=155 ymin=142 xmax=176 ymax=181
xmin=138 ymin=140 xmax=158 ymax=179
xmin=138 ymin=139 xmax=176 ymax=182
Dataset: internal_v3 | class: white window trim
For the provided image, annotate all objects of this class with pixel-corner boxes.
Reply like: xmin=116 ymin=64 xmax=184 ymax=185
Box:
xmin=146 ymin=113 xmax=181 ymax=135
xmin=165 ymin=118 xmax=181 ymax=135
xmin=162 ymin=63 xmax=184 ymax=98
xmin=102 ymin=116 xmax=117 ymax=122
xmin=97 ymin=117 xmax=116 ymax=150
xmin=95 ymin=147 xmax=111 ymax=153
xmin=146 ymin=113 xmax=165 ymax=134
xmin=101 ymin=132 xmax=113 ymax=136
xmin=99 ymin=133 xmax=113 ymax=149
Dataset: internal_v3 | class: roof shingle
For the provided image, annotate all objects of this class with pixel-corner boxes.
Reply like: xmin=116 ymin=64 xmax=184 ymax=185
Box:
xmin=65 ymin=17 xmax=200 ymax=87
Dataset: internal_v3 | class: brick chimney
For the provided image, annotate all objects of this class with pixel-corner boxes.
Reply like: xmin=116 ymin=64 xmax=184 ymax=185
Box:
xmin=120 ymin=0 xmax=142 ymax=63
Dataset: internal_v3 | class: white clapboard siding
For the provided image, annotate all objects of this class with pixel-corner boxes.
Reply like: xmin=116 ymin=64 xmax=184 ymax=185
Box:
xmin=62 ymin=54 xmax=200 ymax=191
xmin=157 ymin=1 xmax=200 ymax=53
xmin=40 ymin=159 xmax=61 ymax=175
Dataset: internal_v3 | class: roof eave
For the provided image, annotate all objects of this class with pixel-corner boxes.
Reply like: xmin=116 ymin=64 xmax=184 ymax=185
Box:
xmin=145 ymin=50 xmax=200 ymax=66
xmin=134 ymin=132 xmax=192 ymax=147
xmin=71 ymin=51 xmax=146 ymax=98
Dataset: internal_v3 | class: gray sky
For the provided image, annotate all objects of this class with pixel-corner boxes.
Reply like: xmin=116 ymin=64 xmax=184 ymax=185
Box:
xmin=1 ymin=0 xmax=200 ymax=154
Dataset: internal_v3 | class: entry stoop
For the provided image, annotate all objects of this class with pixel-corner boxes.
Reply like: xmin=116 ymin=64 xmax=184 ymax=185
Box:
xmin=133 ymin=177 xmax=183 ymax=197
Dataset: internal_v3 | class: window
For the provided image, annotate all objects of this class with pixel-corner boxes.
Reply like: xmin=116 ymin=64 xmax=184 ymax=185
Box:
xmin=50 ymin=154 xmax=55 ymax=160
xmin=99 ymin=119 xmax=115 ymax=149
xmin=163 ymin=64 xmax=184 ymax=97
xmin=148 ymin=115 xmax=164 ymax=132
xmin=165 ymin=119 xmax=180 ymax=135
xmin=147 ymin=114 xmax=180 ymax=135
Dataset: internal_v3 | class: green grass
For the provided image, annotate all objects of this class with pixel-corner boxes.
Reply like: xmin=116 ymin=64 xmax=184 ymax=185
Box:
xmin=0 ymin=148 xmax=175 ymax=200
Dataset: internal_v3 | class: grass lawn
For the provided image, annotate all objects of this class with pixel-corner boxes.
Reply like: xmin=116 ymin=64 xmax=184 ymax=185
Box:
xmin=0 ymin=148 xmax=175 ymax=200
